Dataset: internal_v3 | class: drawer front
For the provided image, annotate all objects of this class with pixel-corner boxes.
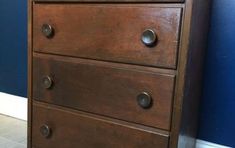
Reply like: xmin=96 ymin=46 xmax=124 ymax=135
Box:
xmin=33 ymin=54 xmax=175 ymax=130
xmin=32 ymin=103 xmax=169 ymax=148
xmin=33 ymin=4 xmax=182 ymax=68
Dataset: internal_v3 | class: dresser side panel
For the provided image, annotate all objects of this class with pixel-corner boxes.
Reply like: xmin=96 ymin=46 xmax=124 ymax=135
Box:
xmin=27 ymin=0 xmax=33 ymax=148
xmin=178 ymin=0 xmax=212 ymax=147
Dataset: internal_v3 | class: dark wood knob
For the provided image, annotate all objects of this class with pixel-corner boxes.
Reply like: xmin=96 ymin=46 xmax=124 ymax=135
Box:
xmin=40 ymin=125 xmax=51 ymax=138
xmin=141 ymin=29 xmax=157 ymax=46
xmin=137 ymin=92 xmax=152 ymax=109
xmin=42 ymin=76 xmax=53 ymax=89
xmin=42 ymin=24 xmax=54 ymax=38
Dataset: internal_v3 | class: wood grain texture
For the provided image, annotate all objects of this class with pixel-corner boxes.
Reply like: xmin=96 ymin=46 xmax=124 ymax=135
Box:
xmin=27 ymin=0 xmax=33 ymax=147
xmin=177 ymin=0 xmax=212 ymax=147
xmin=28 ymin=0 xmax=212 ymax=147
xmin=33 ymin=4 xmax=182 ymax=69
xmin=169 ymin=0 xmax=212 ymax=147
xmin=34 ymin=0 xmax=184 ymax=3
xmin=32 ymin=102 xmax=169 ymax=148
xmin=33 ymin=53 xmax=175 ymax=130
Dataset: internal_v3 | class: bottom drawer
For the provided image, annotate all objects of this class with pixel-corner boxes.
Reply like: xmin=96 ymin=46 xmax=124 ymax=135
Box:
xmin=32 ymin=103 xmax=169 ymax=148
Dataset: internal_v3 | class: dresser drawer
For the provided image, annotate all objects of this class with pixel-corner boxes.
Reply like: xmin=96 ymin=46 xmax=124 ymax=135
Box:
xmin=33 ymin=53 xmax=175 ymax=130
xmin=33 ymin=4 xmax=182 ymax=69
xmin=32 ymin=103 xmax=169 ymax=148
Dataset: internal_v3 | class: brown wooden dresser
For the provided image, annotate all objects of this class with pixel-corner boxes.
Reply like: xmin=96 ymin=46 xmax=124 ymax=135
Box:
xmin=28 ymin=0 xmax=211 ymax=147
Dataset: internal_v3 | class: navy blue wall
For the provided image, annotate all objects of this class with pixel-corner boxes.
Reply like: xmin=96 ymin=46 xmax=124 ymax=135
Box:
xmin=198 ymin=0 xmax=235 ymax=147
xmin=0 ymin=0 xmax=27 ymax=97
xmin=0 ymin=0 xmax=235 ymax=147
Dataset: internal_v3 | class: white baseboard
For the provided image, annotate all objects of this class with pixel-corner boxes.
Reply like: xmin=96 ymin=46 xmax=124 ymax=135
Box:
xmin=196 ymin=140 xmax=232 ymax=148
xmin=0 ymin=92 xmax=27 ymax=121
xmin=0 ymin=93 xmax=232 ymax=148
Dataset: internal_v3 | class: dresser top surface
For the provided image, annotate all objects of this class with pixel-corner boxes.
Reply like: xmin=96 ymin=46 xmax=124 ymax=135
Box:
xmin=33 ymin=0 xmax=184 ymax=2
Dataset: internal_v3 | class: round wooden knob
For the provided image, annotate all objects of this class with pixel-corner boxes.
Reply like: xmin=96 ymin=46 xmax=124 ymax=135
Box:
xmin=137 ymin=92 xmax=152 ymax=109
xmin=42 ymin=24 xmax=54 ymax=38
xmin=40 ymin=125 xmax=51 ymax=138
xmin=141 ymin=29 xmax=157 ymax=46
xmin=42 ymin=76 xmax=53 ymax=89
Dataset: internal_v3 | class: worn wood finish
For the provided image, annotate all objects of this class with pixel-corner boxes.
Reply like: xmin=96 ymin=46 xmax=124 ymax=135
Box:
xmin=33 ymin=53 xmax=175 ymax=130
xmin=33 ymin=4 xmax=182 ymax=69
xmin=32 ymin=102 xmax=169 ymax=148
xmin=34 ymin=0 xmax=184 ymax=3
xmin=28 ymin=0 xmax=211 ymax=147
xmin=169 ymin=0 xmax=212 ymax=147
xmin=27 ymin=0 xmax=33 ymax=147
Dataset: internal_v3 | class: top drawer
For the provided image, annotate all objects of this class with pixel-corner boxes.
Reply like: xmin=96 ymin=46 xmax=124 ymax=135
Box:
xmin=33 ymin=4 xmax=182 ymax=69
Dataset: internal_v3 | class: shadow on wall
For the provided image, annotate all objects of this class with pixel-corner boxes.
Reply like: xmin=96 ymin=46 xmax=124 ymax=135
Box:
xmin=198 ymin=0 xmax=235 ymax=147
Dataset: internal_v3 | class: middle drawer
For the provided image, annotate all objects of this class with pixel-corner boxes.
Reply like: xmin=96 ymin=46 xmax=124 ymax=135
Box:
xmin=33 ymin=53 xmax=175 ymax=130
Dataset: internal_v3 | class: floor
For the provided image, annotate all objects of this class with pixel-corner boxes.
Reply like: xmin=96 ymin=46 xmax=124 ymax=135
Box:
xmin=0 ymin=114 xmax=27 ymax=148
